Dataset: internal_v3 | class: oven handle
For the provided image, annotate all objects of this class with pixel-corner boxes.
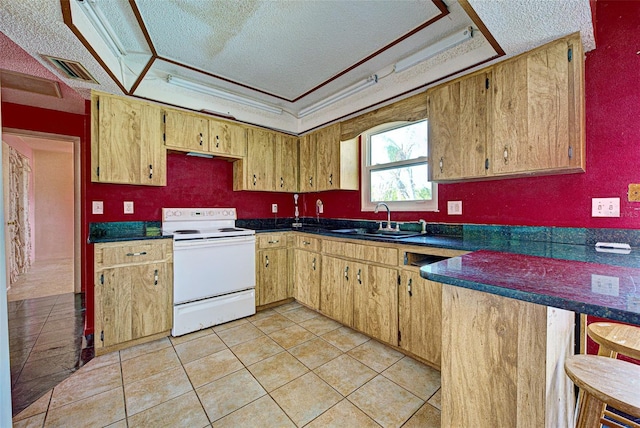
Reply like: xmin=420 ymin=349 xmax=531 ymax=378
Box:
xmin=173 ymin=236 xmax=255 ymax=249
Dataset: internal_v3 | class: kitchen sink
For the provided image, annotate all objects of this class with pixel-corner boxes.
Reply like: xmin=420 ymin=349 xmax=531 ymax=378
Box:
xmin=330 ymin=228 xmax=423 ymax=240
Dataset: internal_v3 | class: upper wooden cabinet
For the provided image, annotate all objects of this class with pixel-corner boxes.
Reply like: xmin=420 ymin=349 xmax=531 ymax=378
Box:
xmin=209 ymin=119 xmax=247 ymax=158
xmin=163 ymin=109 xmax=209 ymax=152
xmin=91 ymin=91 xmax=166 ymax=186
xmin=275 ymin=134 xmax=299 ymax=193
xmin=428 ymin=71 xmax=491 ymax=181
xmin=235 ymin=127 xmax=276 ymax=191
xmin=491 ymin=34 xmax=584 ymax=176
xmin=427 ymin=32 xmax=585 ymax=182
xmin=298 ymin=132 xmax=317 ymax=192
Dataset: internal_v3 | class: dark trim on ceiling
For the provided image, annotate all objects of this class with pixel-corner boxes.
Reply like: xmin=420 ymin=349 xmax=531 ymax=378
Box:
xmin=60 ymin=0 xmax=128 ymax=94
xmin=459 ymin=0 xmax=505 ymax=56
xmin=128 ymin=56 xmax=156 ymax=94
xmin=129 ymin=0 xmax=157 ymax=57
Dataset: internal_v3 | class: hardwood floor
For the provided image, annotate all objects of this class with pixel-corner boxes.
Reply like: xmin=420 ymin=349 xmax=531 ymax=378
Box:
xmin=7 ymin=258 xmax=74 ymax=302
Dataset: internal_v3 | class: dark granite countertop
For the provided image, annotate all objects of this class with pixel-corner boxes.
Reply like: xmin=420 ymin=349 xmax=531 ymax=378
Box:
xmin=422 ymin=250 xmax=640 ymax=326
xmin=88 ymin=221 xmax=171 ymax=243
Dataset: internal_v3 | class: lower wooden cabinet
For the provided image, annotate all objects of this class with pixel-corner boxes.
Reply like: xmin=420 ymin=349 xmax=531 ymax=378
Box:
xmin=398 ymin=270 xmax=442 ymax=368
xmin=353 ymin=264 xmax=398 ymax=346
xmin=293 ymin=249 xmax=321 ymax=310
xmin=319 ymin=255 xmax=355 ymax=326
xmin=94 ymin=239 xmax=173 ymax=355
xmin=256 ymin=233 xmax=291 ymax=306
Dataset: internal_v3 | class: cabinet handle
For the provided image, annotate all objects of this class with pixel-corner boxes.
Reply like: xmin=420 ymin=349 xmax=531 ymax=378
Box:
xmin=344 ymin=266 xmax=349 ymax=281
xmin=280 ymin=177 xmax=284 ymax=188
xmin=154 ymin=269 xmax=158 ymax=286
xmin=199 ymin=132 xmax=203 ymax=146
xmin=309 ymin=176 xmax=313 ymax=186
xmin=357 ymin=268 xmax=362 ymax=284
xmin=439 ymin=157 xmax=444 ymax=173
xmin=503 ymin=146 xmax=509 ymax=164
xmin=312 ymin=257 xmax=316 ymax=271
xmin=215 ymin=135 xmax=220 ymax=148
xmin=408 ymin=278 xmax=412 ymax=297
xmin=253 ymin=174 xmax=257 ymax=186
xmin=149 ymin=164 xmax=153 ymax=179
xmin=302 ymin=240 xmax=311 ymax=245
xmin=265 ymin=255 xmax=269 ymax=268
xmin=268 ymin=240 xmax=279 ymax=244
xmin=126 ymin=251 xmax=147 ymax=257
xmin=329 ymin=173 xmax=333 ymax=185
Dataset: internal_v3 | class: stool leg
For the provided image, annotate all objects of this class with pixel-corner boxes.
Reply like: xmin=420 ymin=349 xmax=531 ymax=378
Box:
xmin=576 ymin=391 xmax=605 ymax=428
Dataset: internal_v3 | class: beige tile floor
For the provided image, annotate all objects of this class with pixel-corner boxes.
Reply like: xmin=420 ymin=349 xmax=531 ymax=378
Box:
xmin=12 ymin=301 xmax=442 ymax=428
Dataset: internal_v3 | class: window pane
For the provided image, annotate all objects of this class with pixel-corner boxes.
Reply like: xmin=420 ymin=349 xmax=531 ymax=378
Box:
xmin=370 ymin=121 xmax=428 ymax=165
xmin=370 ymin=164 xmax=432 ymax=202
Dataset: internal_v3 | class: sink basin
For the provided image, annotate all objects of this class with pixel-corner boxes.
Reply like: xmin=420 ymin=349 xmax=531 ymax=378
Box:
xmin=330 ymin=228 xmax=422 ymax=240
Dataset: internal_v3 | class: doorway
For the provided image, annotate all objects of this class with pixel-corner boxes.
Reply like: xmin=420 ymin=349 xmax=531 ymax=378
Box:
xmin=2 ymin=130 xmax=80 ymax=301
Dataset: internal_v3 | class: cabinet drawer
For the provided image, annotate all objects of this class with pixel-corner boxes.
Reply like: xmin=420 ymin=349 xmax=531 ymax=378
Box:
xmin=257 ymin=234 xmax=288 ymax=248
xmin=323 ymin=239 xmax=397 ymax=266
xmin=96 ymin=240 xmax=168 ymax=267
xmin=294 ymin=235 xmax=321 ymax=252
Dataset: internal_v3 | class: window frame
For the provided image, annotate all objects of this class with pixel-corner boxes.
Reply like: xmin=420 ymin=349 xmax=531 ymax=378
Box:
xmin=360 ymin=120 xmax=438 ymax=212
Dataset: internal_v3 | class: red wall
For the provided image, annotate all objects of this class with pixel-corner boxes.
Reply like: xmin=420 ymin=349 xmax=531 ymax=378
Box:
xmin=2 ymin=0 xmax=638 ymax=335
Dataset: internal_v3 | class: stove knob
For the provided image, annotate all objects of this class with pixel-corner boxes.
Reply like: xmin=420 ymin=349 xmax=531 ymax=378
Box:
xmin=223 ymin=210 xmax=230 ymax=217
xmin=207 ymin=210 xmax=215 ymax=216
xmin=175 ymin=211 xmax=182 ymax=217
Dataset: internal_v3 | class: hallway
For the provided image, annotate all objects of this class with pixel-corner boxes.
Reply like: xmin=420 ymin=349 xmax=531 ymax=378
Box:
xmin=7 ymin=258 xmax=74 ymax=302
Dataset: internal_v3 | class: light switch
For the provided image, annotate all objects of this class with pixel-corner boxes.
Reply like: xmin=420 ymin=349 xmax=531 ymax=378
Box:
xmin=124 ymin=201 xmax=134 ymax=214
xmin=271 ymin=204 xmax=278 ymax=213
xmin=591 ymin=198 xmax=620 ymax=217
xmin=447 ymin=201 xmax=462 ymax=215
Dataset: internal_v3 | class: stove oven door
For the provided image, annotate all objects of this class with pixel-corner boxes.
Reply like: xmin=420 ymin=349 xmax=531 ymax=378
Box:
xmin=172 ymin=235 xmax=256 ymax=305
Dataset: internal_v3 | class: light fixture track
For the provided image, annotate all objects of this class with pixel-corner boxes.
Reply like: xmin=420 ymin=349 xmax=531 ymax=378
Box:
xmin=394 ymin=26 xmax=474 ymax=73
xmin=298 ymin=74 xmax=378 ymax=118
xmin=77 ymin=0 xmax=127 ymax=57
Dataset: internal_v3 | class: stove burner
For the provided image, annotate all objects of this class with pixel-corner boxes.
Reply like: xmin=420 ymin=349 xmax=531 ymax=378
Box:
xmin=174 ymin=229 xmax=200 ymax=234
xmin=219 ymin=227 xmax=244 ymax=232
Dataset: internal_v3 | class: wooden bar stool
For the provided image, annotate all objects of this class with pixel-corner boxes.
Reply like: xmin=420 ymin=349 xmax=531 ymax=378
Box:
xmin=588 ymin=322 xmax=640 ymax=360
xmin=565 ymin=355 xmax=640 ymax=428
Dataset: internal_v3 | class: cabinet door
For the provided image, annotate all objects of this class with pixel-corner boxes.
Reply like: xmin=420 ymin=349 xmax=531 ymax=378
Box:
xmin=246 ymin=128 xmax=276 ymax=191
xmin=95 ymin=267 xmax=132 ymax=348
xmin=320 ymin=255 xmax=353 ymax=326
xmin=316 ymin=123 xmax=341 ymax=191
xmin=131 ymin=262 xmax=172 ymax=340
xmin=299 ymin=132 xmax=317 ymax=192
xmin=93 ymin=94 xmax=165 ymax=186
xmin=209 ymin=119 xmax=246 ymax=157
xmin=275 ymin=134 xmax=299 ymax=192
xmin=429 ymin=72 xmax=490 ymax=181
xmin=293 ymin=249 xmax=320 ymax=310
xmin=164 ymin=110 xmax=209 ymax=152
xmin=353 ymin=264 xmax=398 ymax=345
xmin=399 ymin=270 xmax=441 ymax=367
xmin=257 ymin=248 xmax=288 ymax=306
xmin=491 ymin=37 xmax=580 ymax=175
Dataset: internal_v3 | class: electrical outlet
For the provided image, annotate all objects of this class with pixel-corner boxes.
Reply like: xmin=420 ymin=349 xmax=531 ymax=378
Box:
xmin=92 ymin=201 xmax=104 ymax=215
xmin=591 ymin=274 xmax=620 ymax=297
xmin=592 ymin=198 xmax=620 ymax=217
xmin=271 ymin=204 xmax=278 ymax=213
xmin=124 ymin=201 xmax=134 ymax=214
xmin=629 ymin=184 xmax=640 ymax=202
xmin=447 ymin=200 xmax=462 ymax=215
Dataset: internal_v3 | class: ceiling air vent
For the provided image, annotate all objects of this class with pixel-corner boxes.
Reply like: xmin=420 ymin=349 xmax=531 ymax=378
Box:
xmin=42 ymin=55 xmax=98 ymax=84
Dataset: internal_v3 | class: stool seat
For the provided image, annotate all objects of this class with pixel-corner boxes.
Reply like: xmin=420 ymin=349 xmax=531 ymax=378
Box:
xmin=588 ymin=322 xmax=640 ymax=360
xmin=565 ymin=355 xmax=640 ymax=425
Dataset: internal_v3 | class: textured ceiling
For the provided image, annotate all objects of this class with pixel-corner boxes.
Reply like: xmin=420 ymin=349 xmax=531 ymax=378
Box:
xmin=0 ymin=0 xmax=595 ymax=134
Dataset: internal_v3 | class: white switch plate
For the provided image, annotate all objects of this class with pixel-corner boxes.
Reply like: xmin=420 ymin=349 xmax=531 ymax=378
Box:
xmin=271 ymin=203 xmax=278 ymax=213
xmin=447 ymin=200 xmax=462 ymax=215
xmin=124 ymin=201 xmax=134 ymax=214
xmin=592 ymin=197 xmax=620 ymax=217
xmin=92 ymin=201 xmax=104 ymax=215
xmin=591 ymin=274 xmax=620 ymax=296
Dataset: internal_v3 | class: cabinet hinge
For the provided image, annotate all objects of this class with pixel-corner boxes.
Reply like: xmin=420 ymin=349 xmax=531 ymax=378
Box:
xmin=398 ymin=331 xmax=401 ymax=344
xmin=100 ymin=274 xmax=104 ymax=285
xmin=96 ymin=167 xmax=100 ymax=177
xmin=163 ymin=113 xmax=166 ymax=124
xmin=96 ymin=99 xmax=99 ymax=110
xmin=485 ymin=78 xmax=490 ymax=90
xmin=568 ymin=146 xmax=573 ymax=159
xmin=100 ymin=331 xmax=104 ymax=342
xmin=485 ymin=158 xmax=489 ymax=170
xmin=568 ymin=47 xmax=573 ymax=62
xmin=162 ymin=133 xmax=166 ymax=142
xmin=397 ymin=275 xmax=401 ymax=286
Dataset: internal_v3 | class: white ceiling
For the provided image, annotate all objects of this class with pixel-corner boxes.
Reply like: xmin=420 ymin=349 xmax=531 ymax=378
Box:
xmin=0 ymin=0 xmax=595 ymax=134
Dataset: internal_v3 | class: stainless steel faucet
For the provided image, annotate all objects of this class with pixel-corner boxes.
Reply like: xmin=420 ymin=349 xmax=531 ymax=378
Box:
xmin=374 ymin=202 xmax=392 ymax=230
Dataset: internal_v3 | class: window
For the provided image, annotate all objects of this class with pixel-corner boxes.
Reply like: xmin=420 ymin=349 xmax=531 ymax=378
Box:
xmin=361 ymin=120 xmax=437 ymax=212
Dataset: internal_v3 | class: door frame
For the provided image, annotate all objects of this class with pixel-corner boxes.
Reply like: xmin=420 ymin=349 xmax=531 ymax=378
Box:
xmin=2 ymin=128 xmax=81 ymax=293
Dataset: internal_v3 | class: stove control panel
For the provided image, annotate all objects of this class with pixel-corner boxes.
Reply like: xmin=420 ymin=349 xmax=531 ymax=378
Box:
xmin=162 ymin=208 xmax=237 ymax=221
